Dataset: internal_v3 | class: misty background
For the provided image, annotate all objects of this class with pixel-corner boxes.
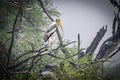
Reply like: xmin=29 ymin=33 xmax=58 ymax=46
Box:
xmin=52 ymin=0 xmax=120 ymax=66
xmin=52 ymin=0 xmax=114 ymax=48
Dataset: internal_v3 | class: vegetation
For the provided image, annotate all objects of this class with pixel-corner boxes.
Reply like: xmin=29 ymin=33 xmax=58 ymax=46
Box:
xmin=0 ymin=0 xmax=120 ymax=80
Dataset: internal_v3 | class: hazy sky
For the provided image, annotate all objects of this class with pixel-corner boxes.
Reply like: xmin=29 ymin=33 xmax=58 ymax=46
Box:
xmin=52 ymin=0 xmax=115 ymax=49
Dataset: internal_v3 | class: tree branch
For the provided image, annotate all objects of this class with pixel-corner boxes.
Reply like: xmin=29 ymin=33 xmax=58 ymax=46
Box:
xmin=16 ymin=47 xmax=46 ymax=61
xmin=86 ymin=26 xmax=107 ymax=54
xmin=3 ymin=0 xmax=20 ymax=8
xmin=7 ymin=3 xmax=22 ymax=65
xmin=38 ymin=0 xmax=54 ymax=22
xmin=7 ymin=52 xmax=46 ymax=70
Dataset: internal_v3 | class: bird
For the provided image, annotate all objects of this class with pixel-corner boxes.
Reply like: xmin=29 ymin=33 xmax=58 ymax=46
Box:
xmin=43 ymin=22 xmax=56 ymax=42
xmin=43 ymin=18 xmax=63 ymax=43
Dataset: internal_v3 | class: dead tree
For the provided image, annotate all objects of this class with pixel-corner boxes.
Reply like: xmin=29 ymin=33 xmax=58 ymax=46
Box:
xmin=110 ymin=0 xmax=120 ymax=9
xmin=86 ymin=26 xmax=107 ymax=55
xmin=95 ymin=1 xmax=120 ymax=60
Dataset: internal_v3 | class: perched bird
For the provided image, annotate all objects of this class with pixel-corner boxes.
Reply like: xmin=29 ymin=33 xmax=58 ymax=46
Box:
xmin=43 ymin=18 xmax=63 ymax=43
xmin=43 ymin=18 xmax=63 ymax=53
xmin=43 ymin=22 xmax=56 ymax=53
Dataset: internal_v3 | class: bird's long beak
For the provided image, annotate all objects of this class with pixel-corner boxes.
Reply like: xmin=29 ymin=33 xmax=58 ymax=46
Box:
xmin=56 ymin=18 xmax=63 ymax=32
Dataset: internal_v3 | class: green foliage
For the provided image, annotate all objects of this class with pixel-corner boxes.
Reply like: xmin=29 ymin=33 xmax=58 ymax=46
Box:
xmin=11 ymin=73 xmax=37 ymax=80
xmin=0 ymin=0 xmax=60 ymax=79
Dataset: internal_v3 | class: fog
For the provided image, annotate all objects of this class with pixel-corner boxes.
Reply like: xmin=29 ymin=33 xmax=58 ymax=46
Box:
xmin=52 ymin=0 xmax=114 ymax=49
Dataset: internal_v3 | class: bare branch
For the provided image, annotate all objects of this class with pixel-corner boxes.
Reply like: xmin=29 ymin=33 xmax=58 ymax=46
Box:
xmin=3 ymin=0 xmax=20 ymax=8
xmin=7 ymin=52 xmax=46 ymax=70
xmin=78 ymin=34 xmax=80 ymax=53
xmin=16 ymin=47 xmax=46 ymax=61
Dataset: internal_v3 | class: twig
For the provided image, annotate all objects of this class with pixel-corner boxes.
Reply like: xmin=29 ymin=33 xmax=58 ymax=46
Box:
xmin=29 ymin=58 xmax=36 ymax=71
xmin=78 ymin=34 xmax=80 ymax=53
xmin=78 ymin=34 xmax=81 ymax=58
xmin=7 ymin=52 xmax=46 ymax=70
xmin=4 ymin=0 xmax=20 ymax=8
xmin=0 ymin=63 xmax=11 ymax=79
xmin=48 ymin=49 xmax=83 ymax=60
xmin=15 ymin=47 xmax=45 ymax=61
xmin=62 ymin=41 xmax=76 ymax=47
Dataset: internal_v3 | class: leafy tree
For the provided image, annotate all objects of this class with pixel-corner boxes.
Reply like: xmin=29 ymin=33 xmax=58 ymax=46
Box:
xmin=0 ymin=0 xmax=60 ymax=79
